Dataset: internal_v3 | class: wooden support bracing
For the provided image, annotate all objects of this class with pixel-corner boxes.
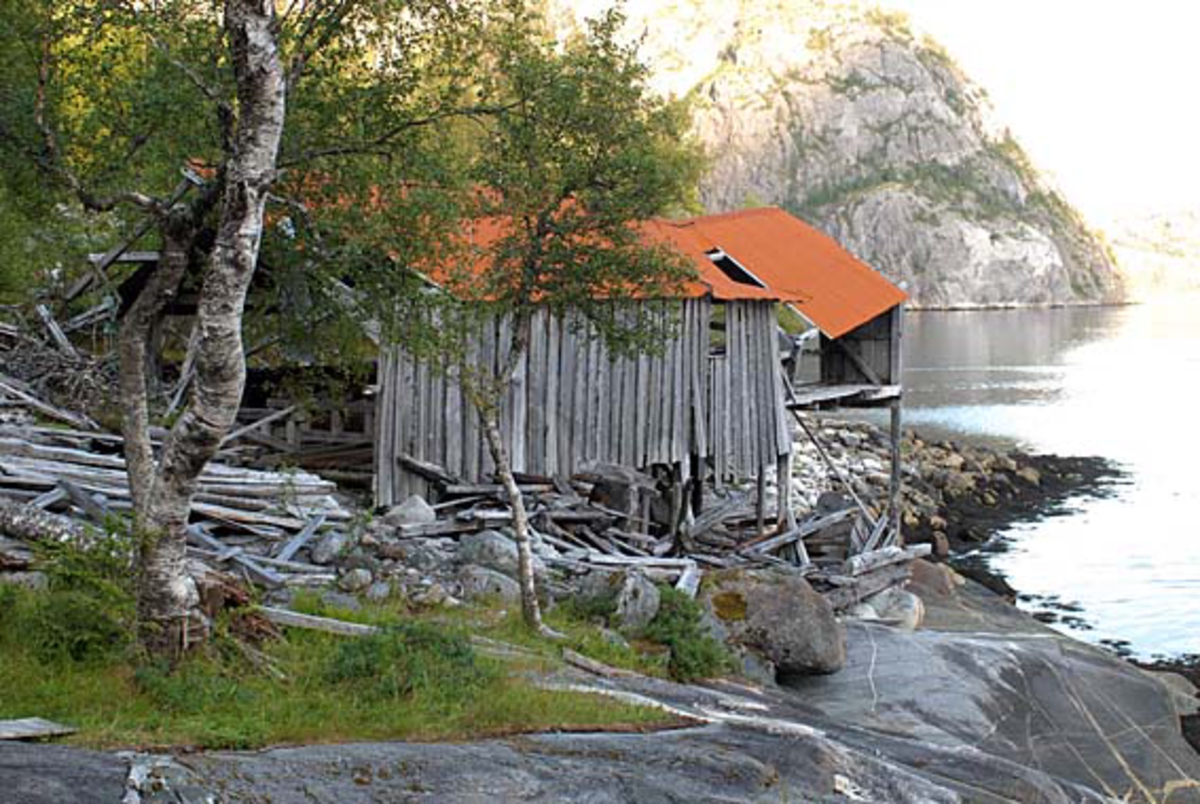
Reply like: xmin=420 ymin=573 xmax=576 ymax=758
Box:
xmin=888 ymin=399 xmax=902 ymax=548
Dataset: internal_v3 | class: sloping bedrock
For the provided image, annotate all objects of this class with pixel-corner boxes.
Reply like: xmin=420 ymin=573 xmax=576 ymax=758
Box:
xmin=785 ymin=579 xmax=1200 ymax=804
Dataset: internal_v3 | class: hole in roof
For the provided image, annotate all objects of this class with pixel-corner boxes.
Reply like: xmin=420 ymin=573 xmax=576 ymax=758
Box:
xmin=705 ymin=248 xmax=765 ymax=289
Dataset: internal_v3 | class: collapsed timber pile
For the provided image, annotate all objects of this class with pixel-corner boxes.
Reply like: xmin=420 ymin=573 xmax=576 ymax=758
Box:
xmin=0 ymin=402 xmax=925 ymax=616
xmin=375 ymin=459 xmax=929 ymax=612
xmin=0 ymin=323 xmax=926 ymax=614
xmin=0 ymin=403 xmax=354 ymax=592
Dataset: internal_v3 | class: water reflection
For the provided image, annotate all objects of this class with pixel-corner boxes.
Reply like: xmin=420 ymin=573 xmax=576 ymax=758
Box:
xmin=898 ymin=301 xmax=1200 ymax=658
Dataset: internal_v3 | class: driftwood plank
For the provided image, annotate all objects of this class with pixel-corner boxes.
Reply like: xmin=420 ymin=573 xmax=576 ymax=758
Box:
xmin=0 ymin=375 xmax=98 ymax=430
xmin=186 ymin=526 xmax=285 ymax=588
xmin=258 ymin=606 xmax=380 ymax=636
xmin=275 ymin=513 xmax=327 ymax=562
xmin=674 ymin=562 xmax=701 ymax=599
xmin=396 ymin=452 xmax=459 ymax=486
xmin=35 ymin=304 xmax=79 ymax=359
xmin=0 ymin=718 xmax=77 ymax=741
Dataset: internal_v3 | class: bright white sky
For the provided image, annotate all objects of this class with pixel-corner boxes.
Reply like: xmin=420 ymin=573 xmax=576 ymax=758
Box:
xmin=885 ymin=0 xmax=1200 ymax=224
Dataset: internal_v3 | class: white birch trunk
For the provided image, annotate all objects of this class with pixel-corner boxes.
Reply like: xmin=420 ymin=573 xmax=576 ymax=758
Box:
xmin=134 ymin=0 xmax=286 ymax=658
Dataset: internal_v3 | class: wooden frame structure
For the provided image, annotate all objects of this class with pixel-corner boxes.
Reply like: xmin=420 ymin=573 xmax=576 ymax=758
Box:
xmin=787 ymin=301 xmax=906 ymax=551
xmin=368 ymin=206 xmax=907 ymax=558
xmin=374 ymin=297 xmax=793 ymax=508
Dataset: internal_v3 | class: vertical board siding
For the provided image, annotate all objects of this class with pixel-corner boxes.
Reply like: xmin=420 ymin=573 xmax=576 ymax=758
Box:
xmin=703 ymin=301 xmax=792 ymax=485
xmin=375 ymin=298 xmax=790 ymax=506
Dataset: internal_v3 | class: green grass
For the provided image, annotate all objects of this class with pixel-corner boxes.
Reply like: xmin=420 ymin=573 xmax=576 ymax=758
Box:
xmin=0 ymin=586 xmax=677 ymax=750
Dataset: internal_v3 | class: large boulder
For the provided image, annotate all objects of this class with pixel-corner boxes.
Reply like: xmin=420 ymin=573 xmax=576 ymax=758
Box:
xmin=700 ymin=569 xmax=845 ymax=679
xmin=614 ymin=569 xmax=661 ymax=632
xmin=310 ymin=530 xmax=350 ymax=565
xmin=458 ymin=564 xmax=521 ymax=604
xmin=457 ymin=529 xmax=545 ymax=581
xmin=382 ymin=495 xmax=437 ymax=528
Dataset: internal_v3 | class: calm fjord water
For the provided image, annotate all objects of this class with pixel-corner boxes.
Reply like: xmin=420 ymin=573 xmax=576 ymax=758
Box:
xmin=898 ymin=301 xmax=1200 ymax=659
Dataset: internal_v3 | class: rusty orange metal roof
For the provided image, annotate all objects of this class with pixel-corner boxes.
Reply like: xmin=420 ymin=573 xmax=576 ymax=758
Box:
xmin=436 ymin=206 xmax=903 ymax=337
xmin=647 ymin=207 xmax=906 ymax=338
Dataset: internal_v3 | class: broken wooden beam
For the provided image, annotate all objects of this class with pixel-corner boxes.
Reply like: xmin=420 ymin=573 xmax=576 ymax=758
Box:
xmin=397 ymin=452 xmax=461 ymax=486
xmin=0 ymin=498 xmax=94 ymax=548
xmin=0 ymin=718 xmax=77 ymax=741
xmin=257 ymin=605 xmax=379 ymax=637
xmin=842 ymin=544 xmax=931 ymax=577
xmin=739 ymin=508 xmax=856 ymax=555
xmin=34 ymin=304 xmax=79 ymax=359
xmin=275 ymin=513 xmax=327 ymax=562
xmin=0 ymin=375 xmax=98 ymax=430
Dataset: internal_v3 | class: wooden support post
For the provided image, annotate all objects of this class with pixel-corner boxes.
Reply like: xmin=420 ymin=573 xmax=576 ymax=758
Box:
xmin=666 ymin=463 xmax=683 ymax=542
xmin=775 ymin=452 xmax=794 ymax=533
xmin=788 ymin=407 xmax=877 ymax=536
xmin=888 ymin=399 xmax=902 ymax=547
xmin=755 ymin=466 xmax=766 ymax=537
xmin=35 ymin=304 xmax=79 ymax=359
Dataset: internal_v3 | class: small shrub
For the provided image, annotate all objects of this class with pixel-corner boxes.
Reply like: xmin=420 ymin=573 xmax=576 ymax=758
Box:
xmin=25 ymin=589 xmax=128 ymax=664
xmin=32 ymin=526 xmax=136 ymax=615
xmin=324 ymin=623 xmax=492 ymax=701
xmin=642 ymin=587 xmax=731 ymax=682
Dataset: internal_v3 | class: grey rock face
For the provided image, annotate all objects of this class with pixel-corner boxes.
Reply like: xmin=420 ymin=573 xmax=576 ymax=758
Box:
xmin=364 ymin=581 xmax=393 ymax=603
xmin=863 ymin=587 xmax=925 ymax=631
xmin=613 ymin=569 xmax=661 ymax=633
xmin=310 ymin=530 xmax=349 ymax=566
xmin=458 ymin=564 xmax=521 ymax=604
xmin=549 ymin=1 xmax=1124 ymax=308
xmin=381 ymin=495 xmax=436 ymax=529
xmin=701 ymin=568 xmax=846 ymax=677
xmin=337 ymin=568 xmax=373 ymax=593
xmin=0 ymin=743 xmax=126 ymax=804
xmin=457 ymin=530 xmax=545 ymax=581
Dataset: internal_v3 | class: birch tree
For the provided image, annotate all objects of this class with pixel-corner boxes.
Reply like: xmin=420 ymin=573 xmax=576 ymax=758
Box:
xmin=367 ymin=5 xmax=704 ymax=632
xmin=0 ymin=0 xmax=480 ymax=658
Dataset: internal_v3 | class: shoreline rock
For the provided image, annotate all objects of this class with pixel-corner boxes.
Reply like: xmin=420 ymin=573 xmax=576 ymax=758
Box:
xmin=788 ymin=416 xmax=1123 ymax=597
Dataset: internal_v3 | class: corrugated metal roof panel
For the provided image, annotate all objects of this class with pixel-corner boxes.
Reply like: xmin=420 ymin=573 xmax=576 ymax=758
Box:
xmin=431 ymin=206 xmax=904 ymax=337
xmin=650 ymin=207 xmax=906 ymax=338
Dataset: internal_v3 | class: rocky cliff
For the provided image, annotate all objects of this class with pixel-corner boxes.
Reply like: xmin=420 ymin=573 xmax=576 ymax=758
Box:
xmin=1107 ymin=210 xmax=1200 ymax=300
xmin=548 ymin=1 xmax=1125 ymax=308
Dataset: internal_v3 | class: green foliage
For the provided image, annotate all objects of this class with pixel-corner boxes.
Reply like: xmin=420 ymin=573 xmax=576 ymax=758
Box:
xmin=1 ymin=585 xmax=128 ymax=665
xmin=827 ymin=71 xmax=873 ymax=98
xmin=642 ymin=586 xmax=731 ymax=682
xmin=31 ymin=525 xmax=136 ymax=608
xmin=0 ymin=583 xmax=16 ymax=616
xmin=5 ymin=524 xmax=137 ymax=664
xmin=864 ymin=8 xmax=914 ymax=42
xmin=0 ymin=592 xmax=672 ymax=749
xmin=364 ymin=3 xmax=707 ymax=385
xmin=325 ymin=622 xmax=492 ymax=701
xmin=806 ymin=27 xmax=833 ymax=53
xmin=556 ymin=584 xmax=620 ymax=623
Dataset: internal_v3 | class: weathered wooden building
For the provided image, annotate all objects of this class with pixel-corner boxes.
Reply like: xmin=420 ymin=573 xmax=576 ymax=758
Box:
xmin=374 ymin=208 xmax=907 ymax=543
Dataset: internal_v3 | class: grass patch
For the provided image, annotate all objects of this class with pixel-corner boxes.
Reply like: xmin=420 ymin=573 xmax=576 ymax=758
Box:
xmin=465 ymin=586 xmax=731 ymax=684
xmin=452 ymin=602 xmax=671 ymax=679
xmin=0 ymin=585 xmax=675 ymax=750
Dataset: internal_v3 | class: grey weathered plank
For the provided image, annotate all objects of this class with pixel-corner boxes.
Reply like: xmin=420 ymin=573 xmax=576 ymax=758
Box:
xmin=558 ymin=315 xmax=575 ymax=476
xmin=0 ymin=718 xmax=77 ymax=741
xmin=258 ymin=606 xmax=380 ymax=637
xmin=544 ymin=312 xmax=560 ymax=476
xmin=527 ymin=311 xmax=546 ymax=476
